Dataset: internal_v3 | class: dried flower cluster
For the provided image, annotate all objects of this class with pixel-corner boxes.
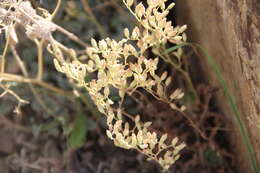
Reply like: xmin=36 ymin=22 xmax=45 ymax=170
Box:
xmin=52 ymin=0 xmax=187 ymax=170
xmin=123 ymin=0 xmax=187 ymax=52
xmin=0 ymin=0 xmax=188 ymax=171
xmin=0 ymin=0 xmax=56 ymax=43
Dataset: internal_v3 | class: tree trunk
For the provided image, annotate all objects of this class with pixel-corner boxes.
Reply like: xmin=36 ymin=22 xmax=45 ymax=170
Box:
xmin=175 ymin=0 xmax=260 ymax=171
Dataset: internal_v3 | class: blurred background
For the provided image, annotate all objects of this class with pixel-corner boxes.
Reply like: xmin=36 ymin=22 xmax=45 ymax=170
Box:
xmin=0 ymin=0 xmax=259 ymax=172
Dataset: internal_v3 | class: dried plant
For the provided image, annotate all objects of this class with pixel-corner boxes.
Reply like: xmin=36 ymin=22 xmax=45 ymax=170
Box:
xmin=0 ymin=0 xmax=188 ymax=171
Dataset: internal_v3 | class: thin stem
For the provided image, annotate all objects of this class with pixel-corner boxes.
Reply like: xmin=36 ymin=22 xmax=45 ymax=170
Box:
xmin=120 ymin=109 xmax=135 ymax=121
xmin=0 ymin=31 xmax=10 ymax=73
xmin=0 ymin=83 xmax=29 ymax=104
xmin=0 ymin=73 xmax=73 ymax=96
xmin=109 ymin=0 xmax=136 ymax=24
xmin=133 ymin=89 xmax=150 ymax=104
xmin=35 ymin=39 xmax=45 ymax=80
xmin=32 ymin=79 xmax=73 ymax=96
xmin=122 ymin=0 xmax=156 ymax=32
xmin=56 ymin=25 xmax=89 ymax=47
xmin=80 ymin=0 xmax=107 ymax=38
xmin=11 ymin=46 xmax=28 ymax=76
xmin=50 ymin=0 xmax=62 ymax=20
xmin=179 ymin=111 xmax=208 ymax=140
xmin=11 ymin=46 xmax=55 ymax=114
xmin=159 ymin=52 xmax=198 ymax=100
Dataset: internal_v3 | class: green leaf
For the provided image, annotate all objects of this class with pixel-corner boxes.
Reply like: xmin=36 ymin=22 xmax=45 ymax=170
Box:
xmin=69 ymin=113 xmax=88 ymax=148
xmin=163 ymin=43 xmax=190 ymax=55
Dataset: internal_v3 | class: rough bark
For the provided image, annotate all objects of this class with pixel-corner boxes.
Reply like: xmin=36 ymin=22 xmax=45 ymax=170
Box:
xmin=175 ymin=0 xmax=260 ymax=171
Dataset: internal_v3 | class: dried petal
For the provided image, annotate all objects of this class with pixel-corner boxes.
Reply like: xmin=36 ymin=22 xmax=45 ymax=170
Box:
xmin=126 ymin=0 xmax=134 ymax=7
xmin=124 ymin=28 xmax=130 ymax=38
xmin=135 ymin=3 xmax=145 ymax=18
